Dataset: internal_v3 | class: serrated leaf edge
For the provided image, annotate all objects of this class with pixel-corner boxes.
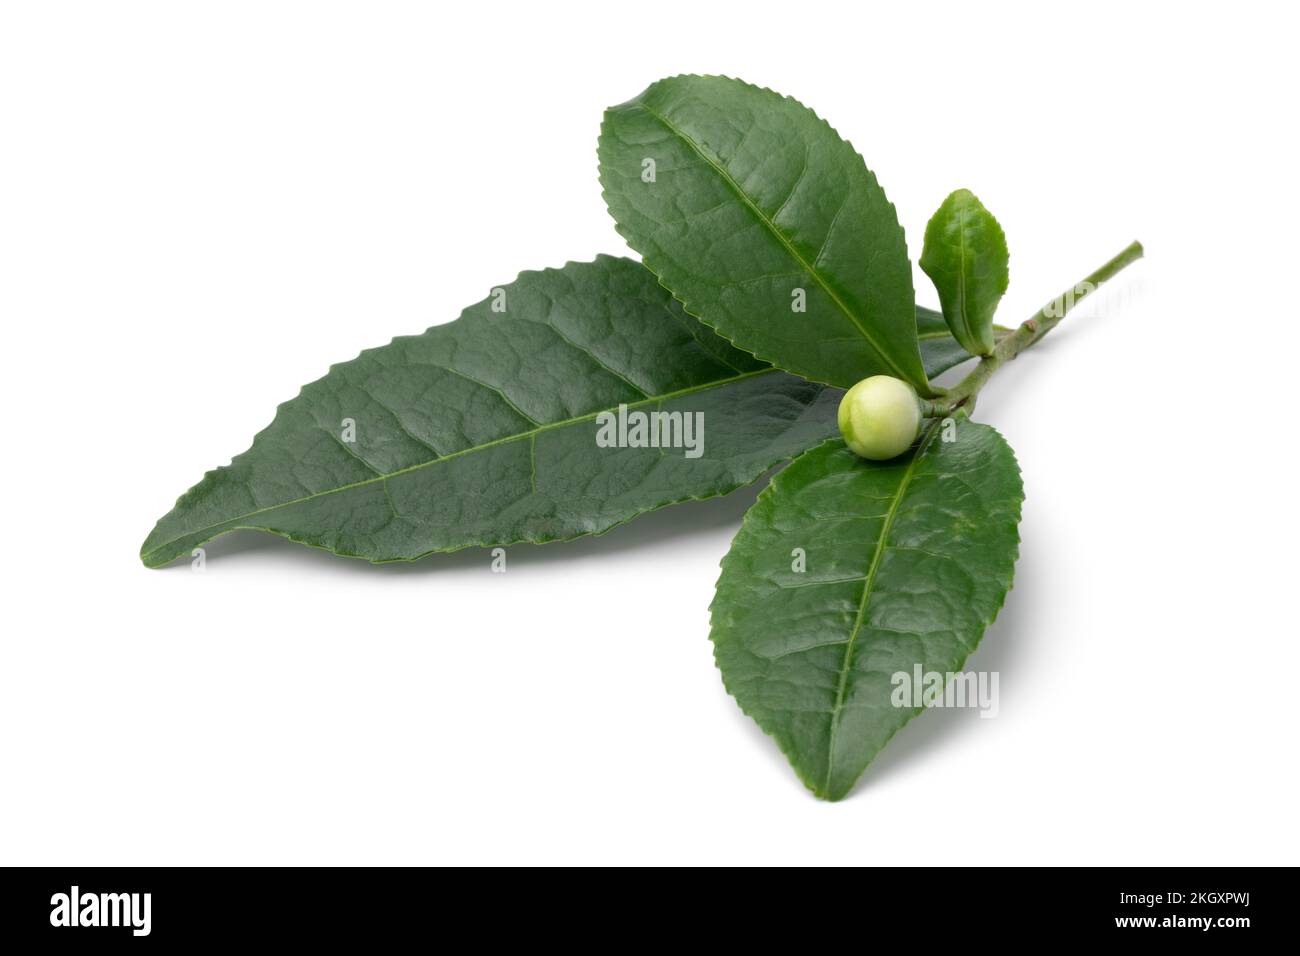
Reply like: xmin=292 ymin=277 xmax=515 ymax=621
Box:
xmin=140 ymin=256 xmax=805 ymax=568
xmin=707 ymin=422 xmax=1024 ymax=800
xmin=919 ymin=189 xmax=1009 ymax=357
xmin=598 ymin=73 xmax=925 ymax=391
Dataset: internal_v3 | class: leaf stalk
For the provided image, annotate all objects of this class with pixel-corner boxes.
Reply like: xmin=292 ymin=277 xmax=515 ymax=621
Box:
xmin=937 ymin=240 xmax=1144 ymax=414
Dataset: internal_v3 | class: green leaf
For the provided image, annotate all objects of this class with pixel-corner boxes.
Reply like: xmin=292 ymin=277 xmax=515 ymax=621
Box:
xmin=599 ymin=75 xmax=928 ymax=392
xmin=140 ymin=256 xmax=844 ymax=568
xmin=709 ymin=418 xmax=1023 ymax=800
xmin=918 ymin=189 xmax=1009 ymax=356
xmin=916 ymin=304 xmax=976 ymax=378
xmin=917 ymin=305 xmax=1012 ymax=377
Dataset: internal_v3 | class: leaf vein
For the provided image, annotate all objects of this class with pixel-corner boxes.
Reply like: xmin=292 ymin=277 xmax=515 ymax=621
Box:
xmin=823 ymin=422 xmax=941 ymax=794
xmin=632 ymin=101 xmax=910 ymax=382
xmin=141 ymin=368 xmax=771 ymax=563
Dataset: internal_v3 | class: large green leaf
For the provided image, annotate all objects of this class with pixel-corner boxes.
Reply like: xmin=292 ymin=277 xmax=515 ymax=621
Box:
xmin=141 ymin=256 xmax=843 ymax=568
xmin=919 ymin=189 xmax=1009 ymax=356
xmin=599 ymin=75 xmax=928 ymax=392
xmin=709 ymin=418 xmax=1023 ymax=800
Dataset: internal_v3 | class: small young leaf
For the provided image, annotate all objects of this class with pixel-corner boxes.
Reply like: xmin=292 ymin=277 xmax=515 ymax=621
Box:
xmin=599 ymin=75 xmax=928 ymax=392
xmin=918 ymin=189 xmax=1009 ymax=356
xmin=710 ymin=419 xmax=1023 ymax=800
xmin=141 ymin=257 xmax=843 ymax=567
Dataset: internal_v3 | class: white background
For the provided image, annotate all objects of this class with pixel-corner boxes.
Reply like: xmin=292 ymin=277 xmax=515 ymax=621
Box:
xmin=2 ymin=1 xmax=1297 ymax=866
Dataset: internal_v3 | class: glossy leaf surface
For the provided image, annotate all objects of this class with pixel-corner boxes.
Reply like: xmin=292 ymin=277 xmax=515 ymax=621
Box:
xmin=919 ymin=189 xmax=1009 ymax=356
xmin=142 ymin=257 xmax=841 ymax=567
xmin=710 ymin=419 xmax=1023 ymax=799
xmin=599 ymin=75 xmax=928 ymax=391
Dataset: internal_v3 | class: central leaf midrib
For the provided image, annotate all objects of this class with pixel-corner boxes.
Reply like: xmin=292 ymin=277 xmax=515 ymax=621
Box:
xmin=142 ymin=367 xmax=771 ymax=562
xmin=633 ymin=101 xmax=910 ymax=382
xmin=956 ymin=200 xmax=973 ymax=342
xmin=821 ymin=421 xmax=940 ymax=795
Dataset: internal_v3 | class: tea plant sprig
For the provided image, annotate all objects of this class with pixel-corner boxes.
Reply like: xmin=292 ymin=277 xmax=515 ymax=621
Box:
xmin=934 ymin=239 xmax=1144 ymax=417
xmin=143 ymin=74 xmax=1142 ymax=800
